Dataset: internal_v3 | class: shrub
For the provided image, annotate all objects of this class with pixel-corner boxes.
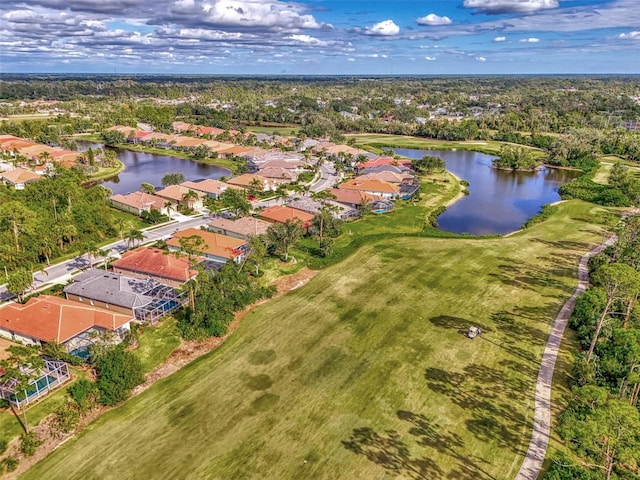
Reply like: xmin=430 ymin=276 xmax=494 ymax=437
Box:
xmin=20 ymin=432 xmax=42 ymax=457
xmin=51 ymin=401 xmax=81 ymax=436
xmin=522 ymin=204 xmax=554 ymax=229
xmin=69 ymin=378 xmax=99 ymax=411
xmin=0 ymin=438 xmax=7 ymax=455
xmin=94 ymin=347 xmax=145 ymax=406
xmin=1 ymin=457 xmax=19 ymax=473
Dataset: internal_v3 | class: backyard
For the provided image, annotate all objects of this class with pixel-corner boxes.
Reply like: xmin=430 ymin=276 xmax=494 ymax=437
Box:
xmin=22 ymin=200 xmax=606 ymax=480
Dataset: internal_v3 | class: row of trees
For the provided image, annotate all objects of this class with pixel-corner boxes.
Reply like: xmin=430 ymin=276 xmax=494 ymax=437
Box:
xmin=546 ymin=216 xmax=640 ymax=480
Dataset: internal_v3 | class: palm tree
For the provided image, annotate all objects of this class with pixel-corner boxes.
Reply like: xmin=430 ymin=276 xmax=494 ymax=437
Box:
xmin=267 ymin=219 xmax=304 ymax=262
xmin=181 ymin=190 xmax=199 ymax=211
xmin=164 ymin=201 xmax=175 ymax=218
xmin=125 ymin=229 xmax=144 ymax=249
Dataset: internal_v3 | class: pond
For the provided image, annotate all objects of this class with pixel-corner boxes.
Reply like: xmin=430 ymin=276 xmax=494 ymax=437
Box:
xmin=394 ymin=148 xmax=581 ymax=236
xmin=78 ymin=141 xmax=231 ymax=195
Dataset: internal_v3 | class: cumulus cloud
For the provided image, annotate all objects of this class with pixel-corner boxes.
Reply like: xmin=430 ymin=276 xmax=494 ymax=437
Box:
xmin=494 ymin=36 xmax=506 ymax=42
xmin=425 ymin=56 xmax=436 ymax=60
xmin=364 ymin=19 xmax=400 ymax=36
xmin=416 ymin=14 xmax=452 ymax=26
xmin=519 ymin=37 xmax=540 ymax=42
xmin=475 ymin=56 xmax=487 ymax=61
xmin=619 ymin=31 xmax=640 ymax=39
xmin=463 ymin=0 xmax=559 ymax=14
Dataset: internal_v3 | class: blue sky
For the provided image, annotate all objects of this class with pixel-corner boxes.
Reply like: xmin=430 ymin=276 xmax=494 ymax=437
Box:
xmin=1 ymin=0 xmax=638 ymax=74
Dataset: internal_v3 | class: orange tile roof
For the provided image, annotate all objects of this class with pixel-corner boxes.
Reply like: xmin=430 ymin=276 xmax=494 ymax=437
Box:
xmin=181 ymin=179 xmax=239 ymax=196
xmin=217 ymin=145 xmax=254 ymax=156
xmin=358 ymin=156 xmax=412 ymax=169
xmin=226 ymin=173 xmax=269 ymax=188
xmin=0 ymin=296 xmax=132 ymax=344
xmin=155 ymin=185 xmax=206 ymax=202
xmin=328 ymin=188 xmax=382 ymax=206
xmin=109 ymin=191 xmax=167 ymax=211
xmin=1 ymin=168 xmax=41 ymax=185
xmin=167 ymin=228 xmax=246 ymax=259
xmin=338 ymin=178 xmax=400 ymax=194
xmin=258 ymin=205 xmax=314 ymax=227
xmin=0 ymin=139 xmax=37 ymax=151
xmin=111 ymin=247 xmax=197 ymax=283
xmin=356 ymin=171 xmax=412 ymax=184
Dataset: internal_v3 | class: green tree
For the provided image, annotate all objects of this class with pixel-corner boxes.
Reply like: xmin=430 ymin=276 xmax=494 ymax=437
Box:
xmin=94 ymin=346 xmax=145 ymax=406
xmin=0 ymin=201 xmax=37 ymax=253
xmin=125 ymin=228 xmax=144 ymax=249
xmin=412 ymin=155 xmax=446 ymax=174
xmin=267 ymin=219 xmax=303 ymax=262
xmin=6 ymin=268 xmax=32 ymax=302
xmin=559 ymin=386 xmax=640 ymax=480
xmin=242 ymin=234 xmax=268 ymax=276
xmin=219 ymin=188 xmax=251 ymax=217
xmin=181 ymin=189 xmax=199 ymax=210
xmin=178 ymin=234 xmax=205 ymax=311
xmin=161 ymin=172 xmax=185 ymax=187
xmin=140 ymin=182 xmax=156 ymax=195
xmin=586 ymin=263 xmax=640 ymax=362
xmin=101 ymin=130 xmax=126 ymax=146
xmin=0 ymin=345 xmax=45 ymax=432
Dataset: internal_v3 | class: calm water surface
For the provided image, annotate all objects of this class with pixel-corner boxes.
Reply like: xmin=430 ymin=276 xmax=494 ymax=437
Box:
xmin=394 ymin=148 xmax=581 ymax=235
xmin=78 ymin=142 xmax=230 ymax=195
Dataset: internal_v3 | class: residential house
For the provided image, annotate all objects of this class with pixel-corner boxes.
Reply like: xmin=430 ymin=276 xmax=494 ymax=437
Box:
xmin=227 ymin=173 xmax=277 ymax=192
xmin=356 ymin=171 xmax=415 ymax=185
xmin=64 ymin=269 xmax=185 ymax=324
xmin=0 ymin=167 xmax=40 ymax=189
xmin=258 ymin=205 xmax=314 ymax=231
xmin=155 ymin=185 xmax=206 ymax=210
xmin=327 ymin=188 xmax=383 ymax=209
xmin=109 ymin=191 xmax=170 ymax=216
xmin=0 ymin=295 xmax=132 ymax=359
xmin=167 ymin=227 xmax=248 ymax=264
xmin=206 ymin=216 xmax=272 ymax=240
xmin=338 ymin=178 xmax=401 ymax=199
xmin=286 ymin=197 xmax=351 ymax=219
xmin=181 ymin=179 xmax=238 ymax=199
xmin=356 ymin=156 xmax=413 ymax=171
xmin=111 ymin=247 xmax=198 ymax=287
xmin=257 ymin=167 xmax=298 ymax=184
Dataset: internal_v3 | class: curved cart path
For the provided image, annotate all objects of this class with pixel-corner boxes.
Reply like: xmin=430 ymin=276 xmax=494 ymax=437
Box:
xmin=515 ymin=236 xmax=616 ymax=480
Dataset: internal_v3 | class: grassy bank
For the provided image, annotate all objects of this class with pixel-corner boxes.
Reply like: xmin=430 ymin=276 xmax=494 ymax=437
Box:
xmin=23 ymin=200 xmax=606 ymax=480
xmin=348 ymin=133 xmax=545 ymax=159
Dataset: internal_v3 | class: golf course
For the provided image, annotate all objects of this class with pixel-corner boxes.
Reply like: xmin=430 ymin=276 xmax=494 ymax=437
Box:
xmin=21 ymin=200 xmax=607 ymax=480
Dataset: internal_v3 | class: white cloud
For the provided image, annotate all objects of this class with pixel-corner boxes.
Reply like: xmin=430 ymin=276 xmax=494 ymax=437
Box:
xmin=475 ymin=56 xmax=487 ymax=61
xmin=463 ymin=0 xmax=558 ymax=14
xmin=286 ymin=34 xmax=328 ymax=46
xmin=416 ymin=14 xmax=452 ymax=26
xmin=364 ymin=19 xmax=400 ymax=36
xmin=519 ymin=37 xmax=540 ymax=42
xmin=494 ymin=36 xmax=506 ymax=42
xmin=425 ymin=56 xmax=436 ymax=60
xmin=619 ymin=31 xmax=640 ymax=39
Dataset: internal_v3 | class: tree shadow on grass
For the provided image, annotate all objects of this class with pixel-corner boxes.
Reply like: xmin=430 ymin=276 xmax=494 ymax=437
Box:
xmin=342 ymin=411 xmax=496 ymax=480
xmin=424 ymin=365 xmax=529 ymax=456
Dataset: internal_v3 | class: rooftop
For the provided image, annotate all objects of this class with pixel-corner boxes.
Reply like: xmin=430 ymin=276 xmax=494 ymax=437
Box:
xmin=167 ymin=227 xmax=246 ymax=259
xmin=258 ymin=205 xmax=314 ymax=227
xmin=1 ymin=167 xmax=40 ymax=185
xmin=0 ymin=295 xmax=132 ymax=344
xmin=64 ymin=269 xmax=159 ymax=310
xmin=338 ymin=178 xmax=400 ymax=194
xmin=207 ymin=216 xmax=272 ymax=237
xmin=111 ymin=247 xmax=197 ymax=283
xmin=109 ymin=191 xmax=167 ymax=211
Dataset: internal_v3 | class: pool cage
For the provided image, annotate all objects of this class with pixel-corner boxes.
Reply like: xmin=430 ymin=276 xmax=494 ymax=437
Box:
xmin=370 ymin=200 xmax=394 ymax=214
xmin=133 ymin=283 xmax=188 ymax=324
xmin=0 ymin=358 xmax=70 ymax=410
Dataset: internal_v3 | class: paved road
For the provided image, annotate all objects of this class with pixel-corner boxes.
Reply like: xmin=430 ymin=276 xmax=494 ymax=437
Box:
xmin=310 ymin=162 xmax=339 ymax=193
xmin=0 ymin=215 xmax=209 ymax=302
xmin=515 ymin=236 xmax=616 ymax=480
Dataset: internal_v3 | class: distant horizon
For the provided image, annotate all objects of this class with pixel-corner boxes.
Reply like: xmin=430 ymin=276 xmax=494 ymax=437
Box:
xmin=1 ymin=0 xmax=638 ymax=75
xmin=3 ymin=73 xmax=640 ymax=78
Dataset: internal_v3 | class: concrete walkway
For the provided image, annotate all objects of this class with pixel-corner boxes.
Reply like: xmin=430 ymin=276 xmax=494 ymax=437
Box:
xmin=515 ymin=236 xmax=616 ymax=480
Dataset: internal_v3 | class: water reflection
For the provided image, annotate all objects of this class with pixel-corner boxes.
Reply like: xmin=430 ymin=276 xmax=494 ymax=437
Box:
xmin=394 ymin=148 xmax=581 ymax=235
xmin=78 ymin=141 xmax=231 ymax=195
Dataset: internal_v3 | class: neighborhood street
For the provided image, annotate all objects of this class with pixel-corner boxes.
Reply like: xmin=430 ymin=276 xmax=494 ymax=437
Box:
xmin=0 ymin=215 xmax=209 ymax=302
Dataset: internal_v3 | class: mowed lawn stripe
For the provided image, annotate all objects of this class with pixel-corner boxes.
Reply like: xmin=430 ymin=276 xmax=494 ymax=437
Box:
xmin=22 ymin=201 xmax=604 ymax=480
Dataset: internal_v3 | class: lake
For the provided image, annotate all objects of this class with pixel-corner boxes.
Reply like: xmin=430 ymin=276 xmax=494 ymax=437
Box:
xmin=78 ymin=142 xmax=231 ymax=195
xmin=394 ymin=148 xmax=581 ymax=235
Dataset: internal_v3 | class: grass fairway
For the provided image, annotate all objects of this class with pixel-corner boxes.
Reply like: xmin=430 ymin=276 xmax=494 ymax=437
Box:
xmin=23 ymin=201 xmax=605 ymax=480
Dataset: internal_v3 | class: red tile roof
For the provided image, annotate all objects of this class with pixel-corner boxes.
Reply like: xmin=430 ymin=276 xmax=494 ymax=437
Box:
xmin=167 ymin=228 xmax=246 ymax=260
xmin=0 ymin=296 xmax=132 ymax=344
xmin=258 ymin=205 xmax=314 ymax=228
xmin=357 ymin=156 xmax=412 ymax=170
xmin=111 ymin=247 xmax=197 ymax=283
